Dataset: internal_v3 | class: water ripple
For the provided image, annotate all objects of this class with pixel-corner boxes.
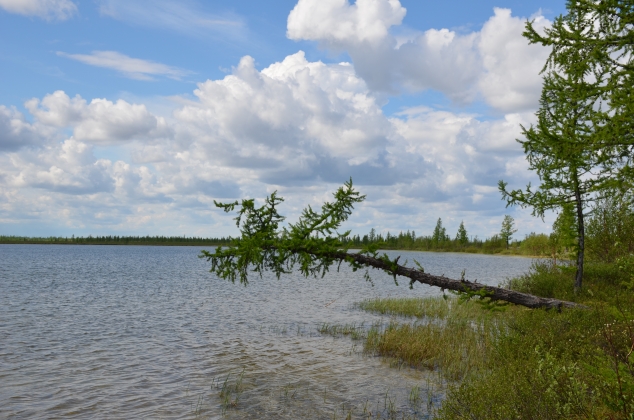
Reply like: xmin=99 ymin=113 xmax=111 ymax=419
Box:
xmin=0 ymin=245 xmax=534 ymax=419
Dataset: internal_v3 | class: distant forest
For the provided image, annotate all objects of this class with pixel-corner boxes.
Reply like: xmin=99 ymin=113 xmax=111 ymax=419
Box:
xmin=0 ymin=218 xmax=550 ymax=256
xmin=0 ymin=229 xmax=530 ymax=253
xmin=340 ymin=226 xmax=552 ymax=256
xmin=343 ymin=230 xmax=518 ymax=252
xmin=0 ymin=235 xmax=233 ymax=246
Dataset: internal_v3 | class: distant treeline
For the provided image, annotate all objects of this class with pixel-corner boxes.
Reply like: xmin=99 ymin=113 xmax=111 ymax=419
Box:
xmin=342 ymin=201 xmax=634 ymax=261
xmin=336 ymin=216 xmax=536 ymax=256
xmin=0 ymin=235 xmax=233 ymax=246
xmin=340 ymin=228 xmax=540 ymax=256
xmin=0 ymin=231 xmax=529 ymax=253
xmin=343 ymin=230 xmax=585 ymax=257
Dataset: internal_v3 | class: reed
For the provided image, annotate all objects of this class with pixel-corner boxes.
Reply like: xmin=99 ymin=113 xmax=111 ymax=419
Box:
xmin=360 ymin=296 xmax=514 ymax=380
xmin=210 ymin=368 xmax=245 ymax=414
xmin=318 ymin=322 xmax=368 ymax=340
xmin=359 ymin=296 xmax=466 ymax=320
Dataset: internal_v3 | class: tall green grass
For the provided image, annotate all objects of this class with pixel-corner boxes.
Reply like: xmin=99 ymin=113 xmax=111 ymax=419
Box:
xmin=358 ymin=297 xmax=452 ymax=319
xmin=360 ymin=297 xmax=513 ymax=381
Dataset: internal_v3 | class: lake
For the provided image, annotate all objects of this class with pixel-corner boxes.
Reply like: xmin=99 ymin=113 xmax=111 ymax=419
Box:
xmin=0 ymin=245 xmax=535 ymax=419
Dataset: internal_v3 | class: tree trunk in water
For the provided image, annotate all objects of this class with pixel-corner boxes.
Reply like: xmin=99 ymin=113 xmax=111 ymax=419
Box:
xmin=331 ymin=251 xmax=587 ymax=310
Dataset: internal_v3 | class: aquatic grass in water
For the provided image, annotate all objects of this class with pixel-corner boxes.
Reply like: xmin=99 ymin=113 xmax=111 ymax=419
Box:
xmin=319 ymin=322 xmax=368 ymax=340
xmin=359 ymin=297 xmax=515 ymax=381
xmin=358 ymin=297 xmax=452 ymax=319
xmin=365 ymin=320 xmax=494 ymax=381
xmin=194 ymin=316 xmax=456 ymax=419
xmin=358 ymin=295 xmax=511 ymax=322
xmin=210 ymin=368 xmax=246 ymax=414
xmin=212 ymin=372 xmax=438 ymax=420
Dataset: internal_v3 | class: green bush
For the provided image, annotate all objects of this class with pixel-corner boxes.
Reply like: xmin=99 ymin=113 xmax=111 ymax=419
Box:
xmin=519 ymin=232 xmax=551 ymax=256
xmin=504 ymin=260 xmax=574 ymax=299
xmin=437 ymin=309 xmax=599 ymax=419
xmin=437 ymin=262 xmax=634 ymax=419
xmin=586 ymin=199 xmax=634 ymax=262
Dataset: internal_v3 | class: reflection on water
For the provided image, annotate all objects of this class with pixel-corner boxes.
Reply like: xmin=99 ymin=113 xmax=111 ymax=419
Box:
xmin=0 ymin=245 xmax=534 ymax=419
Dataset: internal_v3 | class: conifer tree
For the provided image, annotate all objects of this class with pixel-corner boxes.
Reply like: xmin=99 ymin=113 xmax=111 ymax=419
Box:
xmin=535 ymin=0 xmax=634 ymax=195
xmin=499 ymin=3 xmax=619 ymax=291
xmin=456 ymin=221 xmax=468 ymax=247
xmin=550 ymin=202 xmax=578 ymax=258
xmin=500 ymin=215 xmax=517 ymax=250
xmin=432 ymin=218 xmax=447 ymax=246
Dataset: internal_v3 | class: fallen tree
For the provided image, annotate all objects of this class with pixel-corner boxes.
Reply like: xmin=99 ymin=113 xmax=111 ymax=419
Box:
xmin=201 ymin=180 xmax=586 ymax=311
xmin=331 ymin=251 xmax=584 ymax=310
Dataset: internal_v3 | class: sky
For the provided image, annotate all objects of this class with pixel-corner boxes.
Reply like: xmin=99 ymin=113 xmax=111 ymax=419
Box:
xmin=0 ymin=0 xmax=568 ymax=239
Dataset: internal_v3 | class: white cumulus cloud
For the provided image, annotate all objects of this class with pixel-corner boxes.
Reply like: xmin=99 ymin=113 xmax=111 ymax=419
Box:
xmin=174 ymin=51 xmax=393 ymax=180
xmin=6 ymin=139 xmax=115 ymax=195
xmin=287 ymin=0 xmax=551 ymax=112
xmin=287 ymin=0 xmax=406 ymax=45
xmin=0 ymin=106 xmax=44 ymax=151
xmin=478 ymin=8 xmax=551 ymax=112
xmin=25 ymin=91 xmax=171 ymax=145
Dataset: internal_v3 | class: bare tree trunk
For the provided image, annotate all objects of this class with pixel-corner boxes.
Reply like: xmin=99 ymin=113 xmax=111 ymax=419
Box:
xmin=331 ymin=251 xmax=586 ymax=310
xmin=575 ymin=197 xmax=585 ymax=293
xmin=573 ymin=173 xmax=585 ymax=293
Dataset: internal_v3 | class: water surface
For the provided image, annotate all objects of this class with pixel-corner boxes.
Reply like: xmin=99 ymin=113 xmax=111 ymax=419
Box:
xmin=0 ymin=245 xmax=534 ymax=419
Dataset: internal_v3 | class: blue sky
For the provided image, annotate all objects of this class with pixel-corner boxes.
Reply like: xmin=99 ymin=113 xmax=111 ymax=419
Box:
xmin=0 ymin=0 xmax=567 ymax=239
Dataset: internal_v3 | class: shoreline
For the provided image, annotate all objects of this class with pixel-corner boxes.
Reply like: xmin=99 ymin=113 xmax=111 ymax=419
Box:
xmin=0 ymin=241 xmax=553 ymax=258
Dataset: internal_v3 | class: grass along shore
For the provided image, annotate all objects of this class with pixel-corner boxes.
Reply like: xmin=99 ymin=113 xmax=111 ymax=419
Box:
xmin=321 ymin=259 xmax=634 ymax=419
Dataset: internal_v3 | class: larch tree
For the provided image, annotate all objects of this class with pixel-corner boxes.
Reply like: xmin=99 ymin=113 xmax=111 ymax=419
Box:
xmin=456 ymin=221 xmax=469 ymax=247
xmin=570 ymin=0 xmax=634 ymax=196
xmin=499 ymin=1 xmax=622 ymax=292
xmin=432 ymin=218 xmax=447 ymax=246
xmin=549 ymin=202 xmax=579 ymax=260
xmin=500 ymin=215 xmax=517 ymax=250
